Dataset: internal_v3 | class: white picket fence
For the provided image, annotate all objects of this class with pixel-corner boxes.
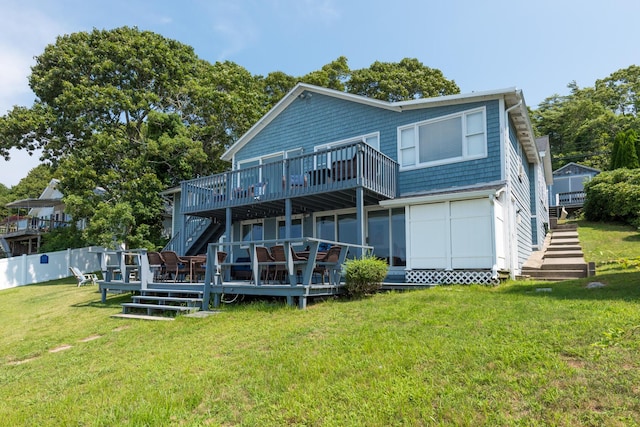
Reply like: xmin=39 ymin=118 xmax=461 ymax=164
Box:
xmin=0 ymin=246 xmax=103 ymax=290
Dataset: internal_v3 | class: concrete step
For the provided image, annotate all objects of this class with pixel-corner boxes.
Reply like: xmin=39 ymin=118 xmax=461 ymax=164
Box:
xmin=551 ymin=229 xmax=579 ymax=237
xmin=551 ymin=223 xmax=578 ymax=231
xmin=522 ymin=267 xmax=588 ymax=278
xmin=544 ymin=250 xmax=585 ymax=258
xmin=522 ymin=271 xmax=587 ymax=282
xmin=551 ymin=235 xmax=579 ymax=242
xmin=540 ymin=260 xmax=588 ymax=273
xmin=546 ymin=245 xmax=582 ymax=252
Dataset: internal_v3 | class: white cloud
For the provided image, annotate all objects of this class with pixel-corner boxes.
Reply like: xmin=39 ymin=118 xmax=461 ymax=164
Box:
xmin=0 ymin=2 xmax=65 ymax=113
xmin=0 ymin=1 xmax=63 ymax=186
xmin=203 ymin=1 xmax=259 ymax=61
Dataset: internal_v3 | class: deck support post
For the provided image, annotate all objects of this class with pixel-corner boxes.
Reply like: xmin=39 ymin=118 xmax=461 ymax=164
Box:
xmin=298 ymin=296 xmax=307 ymax=309
xmin=356 ymin=186 xmax=365 ymax=258
xmin=285 ymin=198 xmax=292 ymax=239
xmin=225 ymin=207 xmax=232 ymax=281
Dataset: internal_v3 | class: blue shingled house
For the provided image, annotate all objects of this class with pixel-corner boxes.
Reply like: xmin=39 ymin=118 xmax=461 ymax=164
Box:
xmin=166 ymin=83 xmax=552 ymax=286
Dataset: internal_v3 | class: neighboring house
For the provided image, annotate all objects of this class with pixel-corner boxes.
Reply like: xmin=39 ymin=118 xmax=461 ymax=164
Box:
xmin=548 ymin=162 xmax=600 ymax=215
xmin=1 ymin=179 xmax=73 ymax=257
xmin=167 ymin=83 xmax=552 ymax=284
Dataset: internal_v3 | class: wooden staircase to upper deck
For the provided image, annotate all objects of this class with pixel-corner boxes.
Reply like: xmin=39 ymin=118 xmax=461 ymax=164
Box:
xmin=521 ymin=222 xmax=594 ymax=281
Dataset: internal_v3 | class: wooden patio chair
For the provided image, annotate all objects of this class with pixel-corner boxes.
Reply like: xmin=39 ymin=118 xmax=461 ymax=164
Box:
xmin=313 ymin=245 xmax=342 ymax=285
xmin=147 ymin=251 xmax=166 ymax=281
xmin=69 ymin=266 xmax=98 ymax=287
xmin=255 ymin=246 xmax=275 ymax=284
xmin=160 ymin=250 xmax=190 ymax=282
xmin=269 ymin=245 xmax=287 ymax=283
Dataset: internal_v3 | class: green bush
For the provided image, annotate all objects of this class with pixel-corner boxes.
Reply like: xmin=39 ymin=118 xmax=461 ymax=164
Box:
xmin=343 ymin=254 xmax=388 ymax=298
xmin=584 ymin=168 xmax=640 ymax=228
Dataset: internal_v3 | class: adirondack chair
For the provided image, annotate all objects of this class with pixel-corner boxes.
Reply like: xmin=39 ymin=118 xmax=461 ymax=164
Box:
xmin=69 ymin=267 xmax=98 ymax=287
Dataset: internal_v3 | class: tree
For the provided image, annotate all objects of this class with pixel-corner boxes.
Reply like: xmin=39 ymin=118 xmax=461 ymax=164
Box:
xmin=595 ymin=65 xmax=640 ymax=116
xmin=347 ymin=58 xmax=460 ymax=101
xmin=0 ymin=27 xmax=255 ymax=248
xmin=611 ymin=130 xmax=639 ymax=169
xmin=7 ymin=164 xmax=55 ymax=201
xmin=532 ymin=79 xmax=634 ymax=170
xmin=300 ymin=56 xmax=350 ymax=92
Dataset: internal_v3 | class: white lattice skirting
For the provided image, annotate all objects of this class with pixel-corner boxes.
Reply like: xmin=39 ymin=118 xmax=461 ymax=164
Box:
xmin=406 ymin=269 xmax=498 ymax=285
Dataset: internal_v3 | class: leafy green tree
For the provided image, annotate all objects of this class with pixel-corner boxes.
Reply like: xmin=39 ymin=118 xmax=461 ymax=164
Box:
xmin=611 ymin=130 xmax=639 ymax=169
xmin=39 ymin=224 xmax=87 ymax=252
xmin=595 ymin=65 xmax=640 ymax=116
xmin=347 ymin=58 xmax=460 ymax=101
xmin=260 ymin=71 xmax=298 ymax=107
xmin=0 ymin=183 xmax=10 ymax=219
xmin=300 ymin=56 xmax=350 ymax=91
xmin=0 ymin=27 xmax=244 ymax=248
xmin=8 ymin=164 xmax=55 ymax=201
xmin=532 ymin=81 xmax=632 ymax=170
xmin=533 ymin=67 xmax=640 ymax=171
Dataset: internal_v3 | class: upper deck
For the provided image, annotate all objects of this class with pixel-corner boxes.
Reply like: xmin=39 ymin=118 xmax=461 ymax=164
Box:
xmin=181 ymin=142 xmax=398 ymax=220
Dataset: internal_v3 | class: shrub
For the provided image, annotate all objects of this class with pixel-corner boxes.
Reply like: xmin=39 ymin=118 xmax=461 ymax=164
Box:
xmin=584 ymin=168 xmax=640 ymax=228
xmin=343 ymin=254 xmax=388 ymax=298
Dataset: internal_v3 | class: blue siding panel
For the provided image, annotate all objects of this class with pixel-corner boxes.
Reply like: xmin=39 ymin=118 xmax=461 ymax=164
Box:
xmin=237 ymin=95 xmax=504 ymax=195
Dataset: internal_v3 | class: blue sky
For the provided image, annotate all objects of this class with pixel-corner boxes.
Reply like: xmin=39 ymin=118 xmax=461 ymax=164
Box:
xmin=1 ymin=0 xmax=638 ymax=187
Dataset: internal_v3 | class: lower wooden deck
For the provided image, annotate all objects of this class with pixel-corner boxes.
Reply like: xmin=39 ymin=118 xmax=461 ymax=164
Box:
xmin=98 ymin=280 xmax=436 ymax=309
xmin=99 ymin=279 xmax=344 ymax=309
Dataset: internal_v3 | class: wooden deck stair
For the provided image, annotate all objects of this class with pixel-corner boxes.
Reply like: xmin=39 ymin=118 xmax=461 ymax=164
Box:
xmin=113 ymin=289 xmax=204 ymax=320
xmin=521 ymin=223 xmax=594 ymax=281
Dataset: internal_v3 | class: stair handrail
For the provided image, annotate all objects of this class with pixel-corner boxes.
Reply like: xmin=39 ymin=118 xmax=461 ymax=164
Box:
xmin=163 ymin=216 xmax=212 ymax=254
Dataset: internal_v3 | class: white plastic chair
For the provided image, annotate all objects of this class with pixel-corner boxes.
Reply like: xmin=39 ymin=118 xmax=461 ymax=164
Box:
xmin=69 ymin=267 xmax=98 ymax=287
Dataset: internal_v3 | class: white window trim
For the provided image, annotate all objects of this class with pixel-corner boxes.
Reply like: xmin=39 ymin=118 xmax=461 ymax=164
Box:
xmin=314 ymin=132 xmax=380 ymax=152
xmin=397 ymin=107 xmax=487 ymax=171
xmin=276 ymin=214 xmax=304 ymax=239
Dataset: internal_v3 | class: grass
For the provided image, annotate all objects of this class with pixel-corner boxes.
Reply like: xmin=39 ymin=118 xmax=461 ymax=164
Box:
xmin=575 ymin=219 xmax=640 ymax=273
xmin=1 ymin=222 xmax=640 ymax=426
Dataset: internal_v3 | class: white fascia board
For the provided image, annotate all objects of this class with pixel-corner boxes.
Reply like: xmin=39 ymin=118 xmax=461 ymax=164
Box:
xmin=380 ymin=187 xmax=505 ymax=208
xmin=396 ymin=87 xmax=519 ymax=110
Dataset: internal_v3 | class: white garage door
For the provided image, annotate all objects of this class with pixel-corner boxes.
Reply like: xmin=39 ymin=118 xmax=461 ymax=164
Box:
xmin=409 ymin=198 xmax=493 ymax=269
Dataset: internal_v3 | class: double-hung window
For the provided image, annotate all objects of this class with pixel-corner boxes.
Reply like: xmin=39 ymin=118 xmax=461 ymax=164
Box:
xmin=398 ymin=107 xmax=486 ymax=169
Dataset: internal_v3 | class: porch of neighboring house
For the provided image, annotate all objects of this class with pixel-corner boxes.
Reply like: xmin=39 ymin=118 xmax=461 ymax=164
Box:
xmin=1 ymin=197 xmax=69 ymax=257
xmin=0 ymin=216 xmax=71 ymax=257
xmin=548 ymin=163 xmax=599 ymax=218
xmin=551 ymin=191 xmax=587 ymax=217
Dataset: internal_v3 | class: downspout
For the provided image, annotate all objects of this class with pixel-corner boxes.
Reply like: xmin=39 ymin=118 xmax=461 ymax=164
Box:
xmin=504 ymin=98 xmax=522 ymax=280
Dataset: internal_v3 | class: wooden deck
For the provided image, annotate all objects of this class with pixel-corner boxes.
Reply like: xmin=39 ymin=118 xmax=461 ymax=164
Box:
xmin=179 ymin=142 xmax=397 ymax=222
xmin=98 ymin=240 xmax=359 ymax=309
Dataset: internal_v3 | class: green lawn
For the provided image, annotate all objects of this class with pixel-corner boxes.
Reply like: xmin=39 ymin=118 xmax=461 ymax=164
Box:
xmin=1 ymin=222 xmax=639 ymax=426
xmin=576 ymin=219 xmax=640 ymax=273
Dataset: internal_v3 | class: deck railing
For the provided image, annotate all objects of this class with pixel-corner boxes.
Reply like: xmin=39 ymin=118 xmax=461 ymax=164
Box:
xmin=555 ymin=191 xmax=586 ymax=207
xmin=181 ymin=142 xmax=397 ymax=214
xmin=0 ymin=218 xmax=72 ymax=236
